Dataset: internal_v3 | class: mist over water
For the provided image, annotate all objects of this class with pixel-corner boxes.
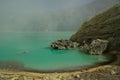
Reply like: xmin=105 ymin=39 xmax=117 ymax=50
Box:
xmin=0 ymin=0 xmax=119 ymax=32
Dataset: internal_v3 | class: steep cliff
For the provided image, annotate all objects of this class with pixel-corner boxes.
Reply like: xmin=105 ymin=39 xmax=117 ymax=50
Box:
xmin=70 ymin=3 xmax=120 ymax=53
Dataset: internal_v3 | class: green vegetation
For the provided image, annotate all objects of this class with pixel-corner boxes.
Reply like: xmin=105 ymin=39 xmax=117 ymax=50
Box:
xmin=70 ymin=3 xmax=120 ymax=53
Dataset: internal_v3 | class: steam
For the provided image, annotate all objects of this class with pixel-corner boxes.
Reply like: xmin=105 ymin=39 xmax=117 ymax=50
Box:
xmin=0 ymin=0 xmax=119 ymax=32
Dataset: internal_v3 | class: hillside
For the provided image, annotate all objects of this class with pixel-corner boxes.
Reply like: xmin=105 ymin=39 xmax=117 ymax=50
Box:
xmin=70 ymin=3 xmax=120 ymax=53
xmin=56 ymin=0 xmax=119 ymax=31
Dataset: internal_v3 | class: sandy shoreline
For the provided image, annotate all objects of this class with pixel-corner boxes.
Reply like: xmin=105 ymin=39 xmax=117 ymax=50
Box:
xmin=0 ymin=54 xmax=120 ymax=80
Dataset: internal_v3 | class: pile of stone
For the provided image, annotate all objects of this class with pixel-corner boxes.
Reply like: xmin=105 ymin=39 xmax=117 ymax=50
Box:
xmin=80 ymin=39 xmax=109 ymax=55
xmin=51 ymin=39 xmax=79 ymax=50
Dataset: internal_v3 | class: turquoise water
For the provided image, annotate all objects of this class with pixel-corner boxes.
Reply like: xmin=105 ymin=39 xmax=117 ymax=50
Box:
xmin=0 ymin=32 xmax=110 ymax=71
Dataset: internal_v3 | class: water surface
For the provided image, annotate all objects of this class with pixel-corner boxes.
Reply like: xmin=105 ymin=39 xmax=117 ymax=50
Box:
xmin=0 ymin=32 xmax=110 ymax=71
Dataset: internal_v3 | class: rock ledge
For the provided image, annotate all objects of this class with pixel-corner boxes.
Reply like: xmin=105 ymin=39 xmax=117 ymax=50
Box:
xmin=51 ymin=39 xmax=79 ymax=50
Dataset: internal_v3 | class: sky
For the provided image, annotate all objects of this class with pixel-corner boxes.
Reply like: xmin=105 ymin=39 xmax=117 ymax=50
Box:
xmin=0 ymin=0 xmax=95 ymax=15
xmin=0 ymin=0 xmax=95 ymax=10
xmin=0 ymin=0 xmax=118 ymax=31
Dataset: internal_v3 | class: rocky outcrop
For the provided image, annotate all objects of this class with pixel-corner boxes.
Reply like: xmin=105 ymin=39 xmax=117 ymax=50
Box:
xmin=89 ymin=39 xmax=109 ymax=54
xmin=80 ymin=39 xmax=109 ymax=55
xmin=51 ymin=4 xmax=120 ymax=54
xmin=70 ymin=3 xmax=120 ymax=53
xmin=51 ymin=39 xmax=108 ymax=54
xmin=80 ymin=40 xmax=90 ymax=51
xmin=51 ymin=39 xmax=79 ymax=50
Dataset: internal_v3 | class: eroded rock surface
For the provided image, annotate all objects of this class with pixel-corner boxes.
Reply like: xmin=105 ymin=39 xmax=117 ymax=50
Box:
xmin=89 ymin=39 xmax=109 ymax=54
xmin=51 ymin=39 xmax=79 ymax=50
xmin=80 ymin=39 xmax=109 ymax=55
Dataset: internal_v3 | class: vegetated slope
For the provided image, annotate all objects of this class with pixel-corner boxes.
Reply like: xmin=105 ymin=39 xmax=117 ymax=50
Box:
xmin=78 ymin=0 xmax=120 ymax=19
xmin=70 ymin=3 xmax=120 ymax=53
xmin=56 ymin=0 xmax=119 ymax=31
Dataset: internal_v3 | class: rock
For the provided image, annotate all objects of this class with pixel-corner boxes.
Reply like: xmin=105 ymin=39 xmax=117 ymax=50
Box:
xmin=72 ymin=42 xmax=80 ymax=48
xmin=80 ymin=41 xmax=90 ymax=51
xmin=76 ymin=75 xmax=80 ymax=78
xmin=51 ymin=39 xmax=79 ymax=50
xmin=79 ymin=39 xmax=109 ymax=55
xmin=110 ymin=70 xmax=116 ymax=75
xmin=89 ymin=39 xmax=109 ymax=54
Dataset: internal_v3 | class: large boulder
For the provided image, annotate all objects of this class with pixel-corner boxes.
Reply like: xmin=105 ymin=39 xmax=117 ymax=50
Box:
xmin=80 ymin=39 xmax=109 ymax=54
xmin=89 ymin=39 xmax=109 ymax=54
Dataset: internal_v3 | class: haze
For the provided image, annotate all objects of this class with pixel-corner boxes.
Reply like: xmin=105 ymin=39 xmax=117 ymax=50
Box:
xmin=0 ymin=0 xmax=119 ymax=32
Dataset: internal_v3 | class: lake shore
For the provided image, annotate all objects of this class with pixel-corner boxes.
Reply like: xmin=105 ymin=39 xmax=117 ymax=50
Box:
xmin=0 ymin=54 xmax=120 ymax=80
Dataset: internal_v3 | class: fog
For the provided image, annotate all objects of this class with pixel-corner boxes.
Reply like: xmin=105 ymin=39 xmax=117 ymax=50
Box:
xmin=0 ymin=0 xmax=119 ymax=32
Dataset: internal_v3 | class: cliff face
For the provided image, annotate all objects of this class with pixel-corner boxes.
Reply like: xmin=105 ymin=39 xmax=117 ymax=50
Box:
xmin=70 ymin=3 xmax=120 ymax=53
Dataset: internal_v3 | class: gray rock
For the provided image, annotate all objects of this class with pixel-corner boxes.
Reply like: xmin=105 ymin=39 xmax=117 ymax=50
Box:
xmin=51 ymin=39 xmax=79 ymax=50
xmin=80 ymin=39 xmax=109 ymax=55
xmin=89 ymin=39 xmax=109 ymax=55
xmin=80 ymin=41 xmax=89 ymax=51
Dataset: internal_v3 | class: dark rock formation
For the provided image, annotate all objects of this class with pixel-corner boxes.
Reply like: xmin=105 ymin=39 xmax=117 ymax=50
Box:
xmin=70 ymin=3 xmax=120 ymax=53
xmin=51 ymin=39 xmax=79 ymax=50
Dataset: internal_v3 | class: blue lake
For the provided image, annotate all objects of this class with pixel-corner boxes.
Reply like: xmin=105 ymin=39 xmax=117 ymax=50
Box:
xmin=0 ymin=32 xmax=110 ymax=71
